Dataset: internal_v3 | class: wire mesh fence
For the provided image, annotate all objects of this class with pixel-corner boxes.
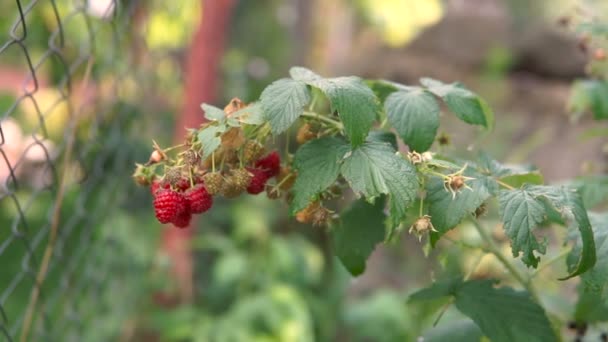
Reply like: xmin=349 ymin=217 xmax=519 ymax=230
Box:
xmin=0 ymin=1 xmax=186 ymax=340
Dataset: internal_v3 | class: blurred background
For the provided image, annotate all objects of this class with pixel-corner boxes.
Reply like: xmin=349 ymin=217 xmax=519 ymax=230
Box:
xmin=0 ymin=0 xmax=607 ymax=341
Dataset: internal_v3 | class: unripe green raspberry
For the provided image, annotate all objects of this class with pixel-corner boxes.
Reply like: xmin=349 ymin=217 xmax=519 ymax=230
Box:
xmin=220 ymin=179 xmax=243 ymax=198
xmin=242 ymin=140 xmax=265 ymax=164
xmin=202 ymin=172 xmax=223 ymax=195
xmin=231 ymin=168 xmax=253 ymax=190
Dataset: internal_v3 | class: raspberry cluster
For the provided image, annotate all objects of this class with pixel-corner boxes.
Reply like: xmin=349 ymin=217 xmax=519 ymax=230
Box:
xmin=143 ymin=150 xmax=282 ymax=228
xmin=132 ymin=98 xmax=297 ymax=228
xmin=151 ymin=179 xmax=213 ymax=228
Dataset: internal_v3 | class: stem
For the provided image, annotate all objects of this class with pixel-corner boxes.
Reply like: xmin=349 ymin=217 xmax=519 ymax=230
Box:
xmin=433 ymin=298 xmax=454 ymax=327
xmin=433 ymin=245 xmax=485 ymax=327
xmin=496 ymin=179 xmax=516 ymax=190
xmin=379 ymin=117 xmax=388 ymax=129
xmin=309 ymin=93 xmax=318 ymax=111
xmin=302 ymin=111 xmax=343 ymax=130
xmin=419 ymin=196 xmax=424 ymax=217
xmin=471 ymin=219 xmax=541 ymax=303
xmin=162 ymin=143 xmax=187 ymax=153
xmin=211 ymin=152 xmax=216 ymax=172
xmin=426 ymin=169 xmax=451 ymax=180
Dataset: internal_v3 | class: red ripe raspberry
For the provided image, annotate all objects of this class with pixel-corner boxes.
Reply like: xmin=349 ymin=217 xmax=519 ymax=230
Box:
xmin=246 ymin=168 xmax=268 ymax=195
xmin=172 ymin=210 xmax=192 ymax=228
xmin=153 ymin=189 xmax=188 ymax=224
xmin=175 ymin=178 xmax=191 ymax=192
xmin=185 ymin=184 xmax=213 ymax=214
xmin=151 ymin=180 xmax=169 ymax=195
xmin=255 ymin=151 xmax=280 ymax=178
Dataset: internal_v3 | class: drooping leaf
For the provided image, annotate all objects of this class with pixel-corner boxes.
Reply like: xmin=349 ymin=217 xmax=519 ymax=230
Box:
xmin=420 ymin=78 xmax=493 ymax=128
xmin=568 ymin=212 xmax=608 ymax=292
xmin=260 ymin=78 xmax=311 ymax=134
xmin=197 ymin=123 xmax=227 ymax=159
xmin=527 ymin=185 xmax=596 ymax=279
xmin=340 ymin=141 xmax=418 ymax=226
xmin=201 ymin=103 xmax=226 ymax=121
xmin=290 ymin=137 xmax=349 ymax=214
xmin=426 ymin=169 xmax=496 ymax=242
xmin=385 ymin=89 xmax=440 ymax=152
xmin=308 ymin=76 xmax=380 ymax=146
xmin=332 ymin=197 xmax=387 ymax=276
xmin=410 ymin=279 xmax=558 ymax=342
xmin=498 ymin=189 xmax=548 ymax=268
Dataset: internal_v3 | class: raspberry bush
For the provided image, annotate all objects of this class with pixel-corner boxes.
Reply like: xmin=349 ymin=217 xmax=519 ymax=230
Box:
xmin=134 ymin=66 xmax=608 ymax=341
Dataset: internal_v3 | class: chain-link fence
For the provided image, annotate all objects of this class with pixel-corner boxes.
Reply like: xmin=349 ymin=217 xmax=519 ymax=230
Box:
xmin=0 ymin=1 xmax=188 ymax=340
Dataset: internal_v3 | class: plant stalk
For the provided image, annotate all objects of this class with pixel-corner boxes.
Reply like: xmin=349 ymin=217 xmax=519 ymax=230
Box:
xmin=471 ymin=219 xmax=541 ymax=303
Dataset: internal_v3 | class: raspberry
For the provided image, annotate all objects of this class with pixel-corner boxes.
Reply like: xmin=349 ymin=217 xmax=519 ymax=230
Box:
xmin=153 ymin=189 xmax=188 ymax=224
xmin=246 ymin=168 xmax=268 ymax=194
xmin=220 ymin=179 xmax=243 ymax=198
xmin=185 ymin=184 xmax=213 ymax=214
xmin=183 ymin=149 xmax=200 ymax=166
xmin=242 ymin=140 xmax=265 ymax=164
xmin=175 ymin=178 xmax=191 ymax=192
xmin=164 ymin=167 xmax=182 ymax=185
xmin=172 ymin=210 xmax=192 ymax=228
xmin=202 ymin=172 xmax=223 ymax=195
xmin=255 ymin=151 xmax=280 ymax=178
xmin=151 ymin=180 xmax=169 ymax=195
xmin=231 ymin=168 xmax=253 ymax=190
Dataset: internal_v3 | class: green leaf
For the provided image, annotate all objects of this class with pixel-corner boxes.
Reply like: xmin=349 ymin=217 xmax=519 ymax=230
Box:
xmin=568 ymin=212 xmax=608 ymax=292
xmin=201 ymin=103 xmax=226 ymax=121
xmin=197 ymin=123 xmax=227 ymax=159
xmin=340 ymin=141 xmax=418 ymax=226
xmin=568 ymin=79 xmax=608 ymax=120
xmin=426 ymin=169 xmax=496 ymax=240
xmin=411 ymin=279 xmax=558 ymax=342
xmin=421 ymin=78 xmax=493 ymax=128
xmin=290 ymin=137 xmax=350 ymax=214
xmin=498 ymin=172 xmax=544 ymax=188
xmin=233 ymin=102 xmax=265 ymax=125
xmin=575 ymin=287 xmax=608 ymax=323
xmin=527 ymin=185 xmax=596 ymax=279
xmin=498 ymin=189 xmax=548 ymax=268
xmin=309 ymin=76 xmax=380 ymax=146
xmin=454 ymin=280 xmax=557 ymax=342
xmin=569 ymin=175 xmax=608 ymax=208
xmin=364 ymin=79 xmax=418 ymax=102
xmin=422 ymin=320 xmax=484 ymax=342
xmin=260 ymin=78 xmax=311 ymax=134
xmin=332 ymin=197 xmax=387 ymax=276
xmin=367 ymin=131 xmax=398 ymax=150
xmin=385 ymin=89 xmax=440 ymax=152
xmin=409 ymin=276 xmax=462 ymax=301
xmin=289 ymin=66 xmax=322 ymax=82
